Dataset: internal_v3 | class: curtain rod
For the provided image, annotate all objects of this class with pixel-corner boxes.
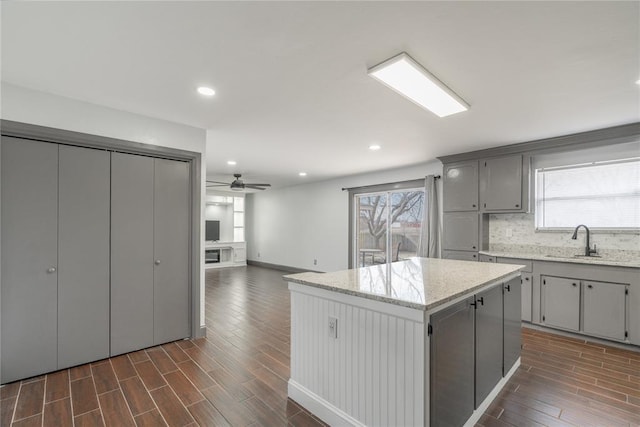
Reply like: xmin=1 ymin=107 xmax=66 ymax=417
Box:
xmin=341 ymin=175 xmax=441 ymax=192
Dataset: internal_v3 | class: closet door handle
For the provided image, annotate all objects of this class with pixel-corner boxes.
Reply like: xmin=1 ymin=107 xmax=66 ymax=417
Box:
xmin=47 ymin=267 xmax=57 ymax=274
xmin=155 ymin=260 xmax=161 ymax=265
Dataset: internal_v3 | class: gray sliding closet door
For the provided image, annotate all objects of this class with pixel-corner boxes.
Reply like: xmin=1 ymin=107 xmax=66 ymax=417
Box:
xmin=58 ymin=145 xmax=110 ymax=368
xmin=153 ymin=158 xmax=190 ymax=344
xmin=1 ymin=137 xmax=59 ymax=383
xmin=111 ymin=152 xmax=155 ymax=356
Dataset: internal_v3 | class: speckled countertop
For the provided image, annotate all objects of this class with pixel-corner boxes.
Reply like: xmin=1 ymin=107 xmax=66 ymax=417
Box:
xmin=479 ymin=250 xmax=640 ymax=268
xmin=284 ymin=257 xmax=522 ymax=311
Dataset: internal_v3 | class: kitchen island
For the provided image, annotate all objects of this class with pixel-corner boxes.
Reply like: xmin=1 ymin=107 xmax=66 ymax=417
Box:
xmin=284 ymin=257 xmax=524 ymax=427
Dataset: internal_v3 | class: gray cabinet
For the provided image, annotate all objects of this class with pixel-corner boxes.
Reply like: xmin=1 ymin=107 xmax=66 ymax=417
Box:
xmin=583 ymin=281 xmax=627 ymax=341
xmin=474 ymin=285 xmax=503 ymax=407
xmin=111 ymin=153 xmax=190 ymax=356
xmin=479 ymin=155 xmax=524 ymax=212
xmin=1 ymin=139 xmax=110 ymax=383
xmin=503 ymin=277 xmax=521 ymax=375
xmin=443 ymin=212 xmax=478 ymax=252
xmin=443 ymin=161 xmax=478 ymax=212
xmin=430 ymin=297 xmax=475 ymax=427
xmin=542 ymin=276 xmax=580 ymax=331
xmin=479 ymin=254 xmax=496 ymax=263
xmin=521 ymin=273 xmax=533 ymax=322
xmin=443 ymin=250 xmax=478 ymax=262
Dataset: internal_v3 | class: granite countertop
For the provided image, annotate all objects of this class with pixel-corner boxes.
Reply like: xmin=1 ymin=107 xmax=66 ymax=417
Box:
xmin=284 ymin=257 xmax=522 ymax=311
xmin=479 ymin=250 xmax=640 ymax=268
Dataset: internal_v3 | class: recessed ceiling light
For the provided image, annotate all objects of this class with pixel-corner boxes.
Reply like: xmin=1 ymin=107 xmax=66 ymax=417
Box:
xmin=227 ymin=160 xmax=236 ymax=165
xmin=197 ymin=86 xmax=215 ymax=96
xmin=636 ymin=79 xmax=640 ymax=85
xmin=368 ymin=52 xmax=468 ymax=117
xmin=299 ymin=172 xmax=307 ymax=177
xmin=369 ymin=144 xmax=382 ymax=151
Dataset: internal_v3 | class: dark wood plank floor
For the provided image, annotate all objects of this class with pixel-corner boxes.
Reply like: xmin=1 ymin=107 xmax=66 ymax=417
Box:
xmin=1 ymin=265 xmax=638 ymax=426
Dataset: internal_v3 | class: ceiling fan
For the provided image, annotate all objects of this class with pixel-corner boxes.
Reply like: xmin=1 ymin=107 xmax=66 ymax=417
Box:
xmin=206 ymin=174 xmax=271 ymax=191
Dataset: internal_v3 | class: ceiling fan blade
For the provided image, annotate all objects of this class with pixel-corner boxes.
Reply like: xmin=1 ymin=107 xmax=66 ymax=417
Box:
xmin=206 ymin=184 xmax=229 ymax=187
xmin=245 ymin=185 xmax=267 ymax=190
xmin=244 ymin=183 xmax=271 ymax=187
xmin=206 ymin=180 xmax=230 ymax=185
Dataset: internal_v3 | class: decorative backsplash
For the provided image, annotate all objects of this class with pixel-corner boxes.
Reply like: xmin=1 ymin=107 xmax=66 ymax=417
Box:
xmin=489 ymin=213 xmax=640 ymax=260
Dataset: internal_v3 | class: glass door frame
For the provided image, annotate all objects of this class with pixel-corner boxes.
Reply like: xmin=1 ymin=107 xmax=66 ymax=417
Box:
xmin=347 ymin=179 xmax=425 ymax=269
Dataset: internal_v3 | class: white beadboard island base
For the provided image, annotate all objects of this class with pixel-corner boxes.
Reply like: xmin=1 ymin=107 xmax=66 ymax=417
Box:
xmin=285 ymin=257 xmax=524 ymax=427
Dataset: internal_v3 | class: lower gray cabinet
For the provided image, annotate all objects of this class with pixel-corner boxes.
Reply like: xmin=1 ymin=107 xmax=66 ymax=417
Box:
xmin=474 ymin=285 xmax=503 ymax=407
xmin=503 ymin=277 xmax=521 ymax=375
xmin=521 ymin=273 xmax=532 ymax=322
xmin=542 ymin=276 xmax=580 ymax=331
xmin=430 ymin=297 xmax=475 ymax=427
xmin=583 ymin=281 xmax=627 ymax=341
xmin=443 ymin=250 xmax=478 ymax=262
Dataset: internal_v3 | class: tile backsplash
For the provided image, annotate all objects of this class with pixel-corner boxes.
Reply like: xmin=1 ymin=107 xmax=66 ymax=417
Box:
xmin=489 ymin=213 xmax=640 ymax=259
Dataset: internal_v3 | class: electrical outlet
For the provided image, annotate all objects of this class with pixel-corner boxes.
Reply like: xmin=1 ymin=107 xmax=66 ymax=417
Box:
xmin=313 ymin=259 xmax=317 ymax=265
xmin=328 ymin=317 xmax=338 ymax=339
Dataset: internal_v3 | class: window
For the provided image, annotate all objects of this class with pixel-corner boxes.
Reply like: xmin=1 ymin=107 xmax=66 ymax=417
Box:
xmin=535 ymin=158 xmax=640 ymax=229
xmin=350 ymin=181 xmax=425 ymax=267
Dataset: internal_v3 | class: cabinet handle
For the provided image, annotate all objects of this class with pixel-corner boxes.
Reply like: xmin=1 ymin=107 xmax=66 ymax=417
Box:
xmin=155 ymin=260 xmax=161 ymax=265
xmin=477 ymin=297 xmax=484 ymax=306
xmin=47 ymin=267 xmax=57 ymax=274
xmin=472 ymin=204 xmax=476 ymax=208
xmin=472 ymin=255 xmax=477 ymax=258
xmin=505 ymin=284 xmax=511 ymax=292
xmin=525 ymin=277 xmax=530 ymax=281
xmin=572 ymin=283 xmax=577 ymax=287
xmin=587 ymin=284 xmax=593 ymax=289
xmin=472 ymin=246 xmax=476 ymax=249
xmin=515 ymin=204 xmax=520 ymax=208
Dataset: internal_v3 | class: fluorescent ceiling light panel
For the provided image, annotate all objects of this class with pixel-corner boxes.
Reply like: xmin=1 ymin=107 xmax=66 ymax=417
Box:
xmin=368 ymin=52 xmax=468 ymax=117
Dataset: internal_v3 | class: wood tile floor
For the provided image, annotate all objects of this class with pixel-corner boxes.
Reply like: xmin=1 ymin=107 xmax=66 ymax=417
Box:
xmin=1 ymin=265 xmax=639 ymax=426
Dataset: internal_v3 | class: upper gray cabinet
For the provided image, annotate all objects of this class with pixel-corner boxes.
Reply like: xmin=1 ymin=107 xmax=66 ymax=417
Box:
xmin=443 ymin=161 xmax=478 ymax=212
xmin=443 ymin=212 xmax=479 ymax=252
xmin=479 ymin=155 xmax=527 ymax=212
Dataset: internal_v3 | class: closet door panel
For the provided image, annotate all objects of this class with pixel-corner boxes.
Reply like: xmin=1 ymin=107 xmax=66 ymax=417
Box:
xmin=1 ymin=137 xmax=59 ymax=383
xmin=111 ymin=152 xmax=155 ymax=356
xmin=58 ymin=145 xmax=110 ymax=368
xmin=153 ymin=158 xmax=190 ymax=345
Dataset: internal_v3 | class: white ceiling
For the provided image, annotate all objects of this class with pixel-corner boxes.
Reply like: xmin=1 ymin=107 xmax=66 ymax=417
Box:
xmin=2 ymin=2 xmax=639 ymax=188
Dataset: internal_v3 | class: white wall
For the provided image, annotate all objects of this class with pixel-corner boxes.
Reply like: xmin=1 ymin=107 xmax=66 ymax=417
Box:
xmin=245 ymin=160 xmax=443 ymax=272
xmin=1 ymin=83 xmax=208 ymax=329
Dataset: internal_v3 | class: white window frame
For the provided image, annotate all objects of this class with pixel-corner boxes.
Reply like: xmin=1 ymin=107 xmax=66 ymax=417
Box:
xmin=534 ymin=158 xmax=640 ymax=233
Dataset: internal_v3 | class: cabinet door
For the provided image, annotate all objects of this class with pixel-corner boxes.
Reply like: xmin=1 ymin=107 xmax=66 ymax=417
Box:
xmin=542 ymin=276 xmax=580 ymax=331
xmin=442 ymin=250 xmax=478 ymax=262
xmin=430 ymin=297 xmax=475 ymax=427
xmin=111 ymin=153 xmax=155 ymax=356
xmin=479 ymin=254 xmax=496 ymax=263
xmin=153 ymin=158 xmax=190 ymax=345
xmin=443 ymin=212 xmax=479 ymax=251
xmin=480 ymin=155 xmax=522 ymax=211
xmin=503 ymin=277 xmax=521 ymax=376
xmin=234 ymin=246 xmax=247 ymax=263
xmin=443 ymin=161 xmax=478 ymax=212
xmin=583 ymin=281 xmax=627 ymax=341
xmin=58 ymin=145 xmax=110 ymax=368
xmin=475 ymin=285 xmax=503 ymax=407
xmin=521 ymin=273 xmax=533 ymax=322
xmin=1 ymin=137 xmax=59 ymax=383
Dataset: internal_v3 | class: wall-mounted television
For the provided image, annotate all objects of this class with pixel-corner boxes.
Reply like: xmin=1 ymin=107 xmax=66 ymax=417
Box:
xmin=205 ymin=220 xmax=220 ymax=241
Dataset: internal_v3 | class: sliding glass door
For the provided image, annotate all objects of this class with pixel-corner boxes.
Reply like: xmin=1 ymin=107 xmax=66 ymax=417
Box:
xmin=353 ymin=188 xmax=425 ymax=267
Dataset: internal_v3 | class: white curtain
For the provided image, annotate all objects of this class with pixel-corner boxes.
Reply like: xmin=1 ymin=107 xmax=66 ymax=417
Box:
xmin=418 ymin=175 xmax=441 ymax=258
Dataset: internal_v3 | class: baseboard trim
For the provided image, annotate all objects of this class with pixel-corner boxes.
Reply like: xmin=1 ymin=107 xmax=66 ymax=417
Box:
xmin=195 ymin=325 xmax=206 ymax=339
xmin=247 ymin=260 xmax=322 ymax=274
xmin=288 ymin=380 xmax=365 ymax=427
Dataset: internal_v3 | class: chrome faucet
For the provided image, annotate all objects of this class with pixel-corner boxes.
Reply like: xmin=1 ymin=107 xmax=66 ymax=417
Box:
xmin=571 ymin=224 xmax=597 ymax=256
